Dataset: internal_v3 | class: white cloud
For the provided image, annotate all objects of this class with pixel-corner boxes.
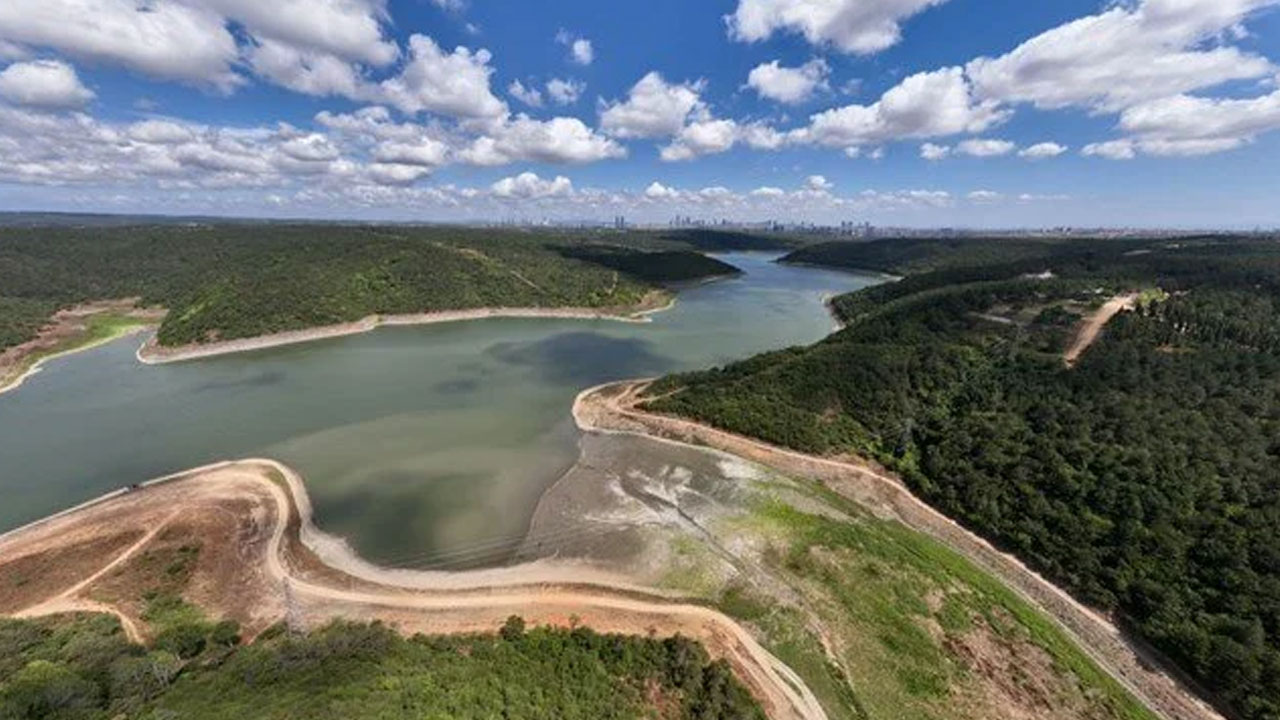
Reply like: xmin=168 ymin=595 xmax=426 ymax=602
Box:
xmin=571 ymin=39 xmax=594 ymax=66
xmin=746 ymin=58 xmax=829 ymax=104
xmin=644 ymin=181 xmax=679 ymax=200
xmin=372 ymin=137 xmax=449 ymax=167
xmin=0 ymin=0 xmax=398 ymax=95
xmin=367 ymin=162 xmax=432 ymax=186
xmin=491 ymin=171 xmax=573 ymax=199
xmin=600 ymin=72 xmax=705 ymax=139
xmin=1082 ymin=140 xmax=1137 ymax=160
xmin=279 ymin=132 xmax=341 ymax=162
xmin=379 ymin=35 xmax=506 ymax=118
xmin=246 ymin=38 xmax=370 ymax=98
xmin=751 ymin=186 xmax=785 ymax=197
xmin=797 ymin=67 xmax=1007 ymax=147
xmin=660 ymin=119 xmax=739 ymax=161
xmin=546 ymin=78 xmax=585 ymax=105
xmin=967 ymin=189 xmax=1002 ymax=203
xmin=920 ymin=142 xmax=950 ymax=160
xmin=0 ymin=59 xmax=94 ymax=109
xmin=205 ymin=0 xmax=396 ymax=66
xmin=956 ymin=138 xmax=1015 ymax=157
xmin=128 ymin=119 xmax=197 ymax=144
xmin=659 ymin=118 xmax=786 ymax=161
xmin=508 ymin=79 xmax=543 ymax=108
xmin=967 ymin=0 xmax=1278 ymax=113
xmin=556 ymin=30 xmax=593 ymax=66
xmin=0 ymin=0 xmax=241 ymax=91
xmin=1119 ymin=90 xmax=1280 ymax=150
xmin=459 ymin=115 xmax=625 ymax=165
xmin=804 ymin=174 xmax=833 ymax=192
xmin=727 ymin=0 xmax=949 ymax=55
xmin=1019 ymin=141 xmax=1067 ymax=159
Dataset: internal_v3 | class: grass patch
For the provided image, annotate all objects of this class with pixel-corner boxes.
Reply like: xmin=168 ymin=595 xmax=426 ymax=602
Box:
xmin=734 ymin=495 xmax=1157 ymax=720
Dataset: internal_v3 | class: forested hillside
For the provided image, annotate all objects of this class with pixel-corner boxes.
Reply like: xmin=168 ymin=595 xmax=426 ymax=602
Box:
xmin=647 ymin=236 xmax=1280 ymax=720
xmin=780 ymin=235 xmax=1163 ymax=276
xmin=0 ymin=614 xmax=761 ymax=720
xmin=0 ymin=225 xmax=745 ymax=349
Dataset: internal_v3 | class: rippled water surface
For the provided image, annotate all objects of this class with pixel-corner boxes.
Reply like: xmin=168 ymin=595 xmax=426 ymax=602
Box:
xmin=0 ymin=253 xmax=877 ymax=563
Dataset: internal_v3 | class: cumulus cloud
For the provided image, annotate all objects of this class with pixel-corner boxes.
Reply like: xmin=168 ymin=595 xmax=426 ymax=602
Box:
xmin=0 ymin=59 xmax=94 ymax=109
xmin=660 ymin=119 xmax=739 ymax=161
xmin=491 ymin=172 xmax=573 ymax=199
xmin=379 ymin=35 xmax=506 ymax=118
xmin=1082 ymin=140 xmax=1137 ymax=160
xmin=796 ymin=67 xmax=1007 ymax=147
xmin=459 ymin=115 xmax=625 ymax=165
xmin=727 ymin=0 xmax=950 ymax=55
xmin=600 ymin=72 xmax=705 ymax=139
xmin=1019 ymin=142 xmax=1067 ymax=159
xmin=966 ymin=0 xmax=1278 ymax=113
xmin=956 ymin=138 xmax=1015 ymax=157
xmin=546 ymin=78 xmax=585 ymax=105
xmin=508 ymin=79 xmax=543 ymax=108
xmin=372 ymin=137 xmax=449 ymax=167
xmin=1117 ymin=90 xmax=1280 ymax=153
xmin=0 ymin=0 xmax=397 ymax=94
xmin=556 ymin=30 xmax=593 ymax=66
xmin=746 ymin=58 xmax=829 ymax=104
xmin=920 ymin=142 xmax=950 ymax=160
xmin=804 ymin=175 xmax=833 ymax=192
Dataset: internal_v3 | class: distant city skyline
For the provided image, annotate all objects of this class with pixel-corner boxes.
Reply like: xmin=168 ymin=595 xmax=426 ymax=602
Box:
xmin=0 ymin=0 xmax=1278 ymax=227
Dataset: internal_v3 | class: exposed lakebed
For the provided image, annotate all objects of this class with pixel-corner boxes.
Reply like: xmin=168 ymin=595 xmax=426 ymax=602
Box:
xmin=0 ymin=253 xmax=877 ymax=564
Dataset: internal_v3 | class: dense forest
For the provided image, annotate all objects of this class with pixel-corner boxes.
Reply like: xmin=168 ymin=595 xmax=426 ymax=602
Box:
xmin=647 ymin=235 xmax=1280 ymax=720
xmin=0 ymin=613 xmax=762 ymax=720
xmin=0 ymin=225 xmax=752 ymax=349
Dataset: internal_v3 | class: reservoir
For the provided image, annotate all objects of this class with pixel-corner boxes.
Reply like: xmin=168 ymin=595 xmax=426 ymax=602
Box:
xmin=0 ymin=253 xmax=877 ymax=564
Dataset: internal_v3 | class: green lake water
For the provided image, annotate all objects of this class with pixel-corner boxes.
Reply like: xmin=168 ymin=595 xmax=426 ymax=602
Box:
xmin=0 ymin=253 xmax=877 ymax=565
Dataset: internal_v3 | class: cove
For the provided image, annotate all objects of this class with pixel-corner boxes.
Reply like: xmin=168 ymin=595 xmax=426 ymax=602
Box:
xmin=0 ymin=253 xmax=878 ymax=565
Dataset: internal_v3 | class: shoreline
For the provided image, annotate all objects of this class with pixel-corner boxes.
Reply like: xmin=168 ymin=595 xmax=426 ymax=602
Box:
xmin=136 ymin=298 xmax=677 ymax=365
xmin=0 ymin=322 xmax=153 ymax=398
xmin=0 ymin=457 xmax=826 ymax=720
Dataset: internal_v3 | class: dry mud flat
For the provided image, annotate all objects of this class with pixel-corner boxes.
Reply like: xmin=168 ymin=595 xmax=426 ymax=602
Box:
xmin=0 ymin=459 xmax=825 ymax=720
xmin=573 ymin=380 xmax=1224 ymax=720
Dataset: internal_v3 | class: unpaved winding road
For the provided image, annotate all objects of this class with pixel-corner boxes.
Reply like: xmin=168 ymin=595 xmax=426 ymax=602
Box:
xmin=0 ymin=460 xmax=826 ymax=720
xmin=1065 ymin=293 xmax=1139 ymax=367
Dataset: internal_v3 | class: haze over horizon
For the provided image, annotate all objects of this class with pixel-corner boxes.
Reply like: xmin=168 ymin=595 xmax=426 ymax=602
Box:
xmin=0 ymin=0 xmax=1277 ymax=227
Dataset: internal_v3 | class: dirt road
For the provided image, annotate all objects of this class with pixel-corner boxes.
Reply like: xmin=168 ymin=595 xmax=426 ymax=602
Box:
xmin=573 ymin=380 xmax=1224 ymax=720
xmin=0 ymin=460 xmax=826 ymax=720
xmin=1064 ymin=293 xmax=1139 ymax=366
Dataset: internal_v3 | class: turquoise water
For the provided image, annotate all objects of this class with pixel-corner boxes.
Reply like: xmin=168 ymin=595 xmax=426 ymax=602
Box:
xmin=0 ymin=253 xmax=877 ymax=563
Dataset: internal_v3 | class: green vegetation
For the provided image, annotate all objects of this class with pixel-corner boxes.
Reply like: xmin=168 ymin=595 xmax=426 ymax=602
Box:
xmin=554 ymin=246 xmax=741 ymax=284
xmin=781 ymin=236 xmax=1160 ymax=276
xmin=651 ymin=235 xmax=1280 ymax=720
xmin=0 ymin=225 xmax=755 ymax=350
xmin=1 ymin=311 xmax=152 ymax=389
xmin=700 ymin=485 xmax=1156 ymax=720
xmin=0 ymin=613 xmax=763 ymax=720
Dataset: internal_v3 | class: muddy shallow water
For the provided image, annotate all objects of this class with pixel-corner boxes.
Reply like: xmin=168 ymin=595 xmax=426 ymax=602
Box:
xmin=0 ymin=253 xmax=877 ymax=564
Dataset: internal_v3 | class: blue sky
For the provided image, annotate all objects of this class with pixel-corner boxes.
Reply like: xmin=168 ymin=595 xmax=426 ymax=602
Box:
xmin=0 ymin=0 xmax=1277 ymax=227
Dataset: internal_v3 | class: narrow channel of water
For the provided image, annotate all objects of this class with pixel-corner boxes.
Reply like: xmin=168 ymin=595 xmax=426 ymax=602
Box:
xmin=0 ymin=253 xmax=878 ymax=564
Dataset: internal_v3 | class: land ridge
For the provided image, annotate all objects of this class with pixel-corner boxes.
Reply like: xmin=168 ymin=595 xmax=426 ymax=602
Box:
xmin=571 ymin=379 xmax=1224 ymax=720
xmin=136 ymin=295 xmax=675 ymax=365
xmin=0 ymin=457 xmax=826 ymax=720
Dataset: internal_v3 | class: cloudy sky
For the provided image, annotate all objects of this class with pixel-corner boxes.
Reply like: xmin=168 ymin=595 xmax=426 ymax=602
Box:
xmin=0 ymin=0 xmax=1277 ymax=227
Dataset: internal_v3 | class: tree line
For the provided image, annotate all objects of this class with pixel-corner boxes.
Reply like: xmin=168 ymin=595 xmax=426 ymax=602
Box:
xmin=649 ymin=236 xmax=1280 ymax=720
